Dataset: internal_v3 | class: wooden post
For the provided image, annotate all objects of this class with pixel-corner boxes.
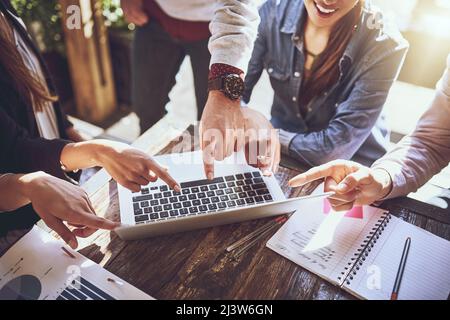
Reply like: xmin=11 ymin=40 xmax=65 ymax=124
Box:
xmin=59 ymin=0 xmax=117 ymax=123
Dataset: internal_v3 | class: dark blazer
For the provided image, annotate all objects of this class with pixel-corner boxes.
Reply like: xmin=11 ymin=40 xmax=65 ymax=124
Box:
xmin=0 ymin=0 xmax=76 ymax=234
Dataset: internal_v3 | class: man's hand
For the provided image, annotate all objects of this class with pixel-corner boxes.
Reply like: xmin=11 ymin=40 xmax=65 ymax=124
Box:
xmin=288 ymin=160 xmax=393 ymax=211
xmin=21 ymin=172 xmax=119 ymax=249
xmin=121 ymin=0 xmax=148 ymax=26
xmin=200 ymin=91 xmax=245 ymax=180
xmin=242 ymin=108 xmax=280 ymax=176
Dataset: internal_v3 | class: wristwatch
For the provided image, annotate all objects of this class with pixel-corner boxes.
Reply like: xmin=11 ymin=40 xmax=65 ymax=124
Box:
xmin=208 ymin=74 xmax=245 ymax=101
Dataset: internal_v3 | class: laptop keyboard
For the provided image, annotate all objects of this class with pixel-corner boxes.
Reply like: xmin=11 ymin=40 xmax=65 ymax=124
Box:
xmin=131 ymin=171 xmax=274 ymax=225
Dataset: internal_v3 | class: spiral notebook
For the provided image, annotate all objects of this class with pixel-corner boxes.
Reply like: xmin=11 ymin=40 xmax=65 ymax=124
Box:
xmin=267 ymin=200 xmax=450 ymax=300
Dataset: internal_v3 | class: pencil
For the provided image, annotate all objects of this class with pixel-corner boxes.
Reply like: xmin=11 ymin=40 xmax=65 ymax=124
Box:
xmin=107 ymin=278 xmax=124 ymax=286
xmin=226 ymin=218 xmax=279 ymax=252
xmin=390 ymin=237 xmax=411 ymax=300
xmin=61 ymin=246 xmax=76 ymax=259
xmin=226 ymin=214 xmax=291 ymax=253
xmin=230 ymin=215 xmax=291 ymax=260
xmin=232 ymin=222 xmax=282 ymax=260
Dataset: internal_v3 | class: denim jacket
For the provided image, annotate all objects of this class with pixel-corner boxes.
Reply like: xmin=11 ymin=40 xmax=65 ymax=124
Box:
xmin=243 ymin=0 xmax=409 ymax=166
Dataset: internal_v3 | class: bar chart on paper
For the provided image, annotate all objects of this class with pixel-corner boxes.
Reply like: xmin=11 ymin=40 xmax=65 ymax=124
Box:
xmin=56 ymin=277 xmax=115 ymax=300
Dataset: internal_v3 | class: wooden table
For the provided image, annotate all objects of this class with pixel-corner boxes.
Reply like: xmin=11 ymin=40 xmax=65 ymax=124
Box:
xmin=58 ymin=124 xmax=450 ymax=300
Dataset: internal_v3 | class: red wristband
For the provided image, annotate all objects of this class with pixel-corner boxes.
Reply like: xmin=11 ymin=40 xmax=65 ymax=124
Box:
xmin=209 ymin=63 xmax=244 ymax=80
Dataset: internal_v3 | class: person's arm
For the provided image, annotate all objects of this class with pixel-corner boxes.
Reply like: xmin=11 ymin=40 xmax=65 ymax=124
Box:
xmin=243 ymin=2 xmax=269 ymax=104
xmin=288 ymin=56 xmax=450 ymax=210
xmin=0 ymin=173 xmax=30 ymax=212
xmin=284 ymin=44 xmax=408 ymax=166
xmin=60 ymin=140 xmax=180 ymax=192
xmin=0 ymin=171 xmax=118 ymax=249
xmin=200 ymin=0 xmax=260 ymax=179
xmin=288 ymin=75 xmax=450 ymax=209
xmin=372 ymin=55 xmax=450 ymax=199
xmin=208 ymin=0 xmax=260 ymax=73
xmin=0 ymin=106 xmax=71 ymax=180
xmin=0 ymin=107 xmax=180 ymax=193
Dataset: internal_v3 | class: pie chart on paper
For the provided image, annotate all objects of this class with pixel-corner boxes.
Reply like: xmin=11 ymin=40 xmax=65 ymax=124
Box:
xmin=0 ymin=275 xmax=42 ymax=300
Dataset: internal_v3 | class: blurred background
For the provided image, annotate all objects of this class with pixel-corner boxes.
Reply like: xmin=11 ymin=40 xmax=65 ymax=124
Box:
xmin=10 ymin=0 xmax=450 ymax=143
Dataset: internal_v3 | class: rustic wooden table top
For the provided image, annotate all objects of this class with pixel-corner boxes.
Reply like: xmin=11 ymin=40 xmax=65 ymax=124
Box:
xmin=62 ymin=125 xmax=450 ymax=300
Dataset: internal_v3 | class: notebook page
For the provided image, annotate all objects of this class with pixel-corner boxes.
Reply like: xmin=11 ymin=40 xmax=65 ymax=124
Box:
xmin=266 ymin=196 xmax=386 ymax=285
xmin=344 ymin=216 xmax=450 ymax=300
xmin=328 ymin=207 xmax=389 ymax=285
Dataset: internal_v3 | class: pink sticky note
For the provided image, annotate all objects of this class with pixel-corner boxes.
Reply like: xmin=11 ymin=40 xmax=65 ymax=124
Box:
xmin=323 ymin=199 xmax=363 ymax=219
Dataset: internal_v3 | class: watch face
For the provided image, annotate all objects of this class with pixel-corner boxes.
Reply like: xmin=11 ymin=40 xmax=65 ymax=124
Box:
xmin=224 ymin=74 xmax=244 ymax=100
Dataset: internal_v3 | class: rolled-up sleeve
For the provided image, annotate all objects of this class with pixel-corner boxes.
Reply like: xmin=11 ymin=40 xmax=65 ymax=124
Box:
xmin=372 ymin=54 xmax=450 ymax=199
xmin=287 ymin=43 xmax=408 ymax=166
xmin=208 ymin=0 xmax=260 ymax=73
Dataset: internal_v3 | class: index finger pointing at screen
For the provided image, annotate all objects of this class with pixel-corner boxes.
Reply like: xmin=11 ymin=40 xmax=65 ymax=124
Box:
xmin=289 ymin=164 xmax=334 ymax=187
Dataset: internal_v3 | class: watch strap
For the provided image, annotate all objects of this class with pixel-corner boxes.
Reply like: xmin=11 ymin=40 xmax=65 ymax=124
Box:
xmin=209 ymin=63 xmax=244 ymax=81
xmin=207 ymin=77 xmax=223 ymax=92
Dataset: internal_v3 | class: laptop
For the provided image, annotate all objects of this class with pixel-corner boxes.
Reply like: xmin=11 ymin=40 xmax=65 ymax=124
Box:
xmin=116 ymin=151 xmax=331 ymax=240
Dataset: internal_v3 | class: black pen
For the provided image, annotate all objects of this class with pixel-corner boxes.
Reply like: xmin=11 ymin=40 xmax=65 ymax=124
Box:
xmin=390 ymin=237 xmax=411 ymax=300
